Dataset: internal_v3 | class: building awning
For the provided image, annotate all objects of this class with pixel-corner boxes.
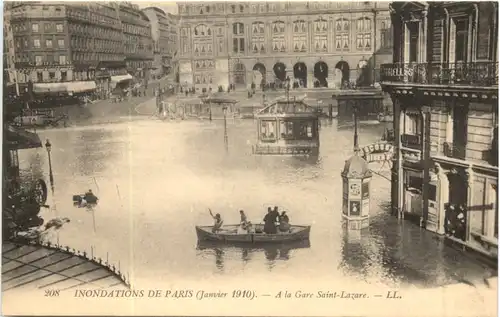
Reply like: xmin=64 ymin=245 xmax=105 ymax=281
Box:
xmin=4 ymin=125 xmax=42 ymax=150
xmin=33 ymin=81 xmax=97 ymax=94
xmin=65 ymin=81 xmax=96 ymax=93
xmin=33 ymin=83 xmax=67 ymax=93
xmin=111 ymin=74 xmax=133 ymax=83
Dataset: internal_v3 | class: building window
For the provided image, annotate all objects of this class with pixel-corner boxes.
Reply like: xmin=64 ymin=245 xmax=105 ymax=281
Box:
xmin=58 ymin=39 xmax=65 ymax=48
xmin=252 ymin=22 xmax=265 ymax=53
xmin=233 ymin=22 xmax=244 ymax=35
xmin=32 ymin=23 xmax=39 ymax=32
xmin=46 ymin=39 xmax=52 ymax=48
xmin=59 ymin=55 xmax=66 ymax=64
xmin=231 ymin=5 xmax=236 ymax=13
xmin=403 ymin=111 xmax=421 ymax=136
xmin=451 ymin=18 xmax=469 ymax=63
xmin=35 ymin=55 xmax=43 ymax=65
xmin=49 ymin=72 xmax=55 ymax=80
xmin=356 ymin=17 xmax=371 ymax=50
xmin=335 ymin=18 xmax=349 ymax=51
xmin=272 ymin=21 xmax=285 ymax=34
xmin=260 ymin=121 xmax=277 ymax=141
xmin=37 ymin=71 xmax=43 ymax=82
xmin=313 ymin=18 xmax=328 ymax=52
xmin=56 ymin=24 xmax=63 ymax=32
xmin=33 ymin=39 xmax=41 ymax=48
xmin=405 ymin=21 xmax=419 ymax=63
xmin=239 ymin=4 xmax=244 ymax=12
xmin=61 ymin=71 xmax=67 ymax=81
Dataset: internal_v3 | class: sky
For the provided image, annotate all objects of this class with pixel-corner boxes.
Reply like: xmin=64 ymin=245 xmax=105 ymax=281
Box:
xmin=137 ymin=2 xmax=178 ymax=14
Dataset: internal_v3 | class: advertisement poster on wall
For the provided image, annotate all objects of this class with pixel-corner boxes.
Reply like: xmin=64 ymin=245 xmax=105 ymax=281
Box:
xmin=350 ymin=201 xmax=361 ymax=216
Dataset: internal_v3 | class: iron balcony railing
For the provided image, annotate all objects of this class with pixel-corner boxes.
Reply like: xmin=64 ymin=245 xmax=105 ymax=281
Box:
xmin=380 ymin=62 xmax=499 ymax=87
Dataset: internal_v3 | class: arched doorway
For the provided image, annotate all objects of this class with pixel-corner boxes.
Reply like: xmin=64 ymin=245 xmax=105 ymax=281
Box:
xmin=273 ymin=62 xmax=286 ymax=82
xmin=253 ymin=63 xmax=266 ymax=89
xmin=335 ymin=61 xmax=350 ymax=87
xmin=293 ymin=62 xmax=307 ymax=88
xmin=313 ymin=62 xmax=328 ymax=88
xmin=233 ymin=62 xmax=246 ymax=89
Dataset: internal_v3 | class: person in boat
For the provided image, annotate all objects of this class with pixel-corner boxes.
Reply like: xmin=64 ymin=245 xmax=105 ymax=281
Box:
xmin=209 ymin=208 xmax=223 ymax=233
xmin=263 ymin=207 xmax=278 ymax=234
xmin=237 ymin=221 xmax=248 ymax=234
xmin=84 ymin=189 xmax=98 ymax=205
xmin=279 ymin=211 xmax=291 ymax=233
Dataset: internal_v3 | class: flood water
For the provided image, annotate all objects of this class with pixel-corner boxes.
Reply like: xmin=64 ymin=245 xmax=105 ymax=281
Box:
xmin=21 ymin=118 xmax=493 ymax=290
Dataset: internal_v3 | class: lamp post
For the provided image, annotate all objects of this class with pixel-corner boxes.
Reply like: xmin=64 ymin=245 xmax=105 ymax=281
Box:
xmin=45 ymin=139 xmax=54 ymax=192
xmin=353 ymin=102 xmax=359 ymax=153
xmin=285 ymin=76 xmax=291 ymax=104
xmin=223 ymin=105 xmax=228 ymax=151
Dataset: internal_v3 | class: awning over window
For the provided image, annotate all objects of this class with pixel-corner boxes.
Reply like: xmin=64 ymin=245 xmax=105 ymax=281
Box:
xmin=33 ymin=81 xmax=97 ymax=93
xmin=110 ymin=74 xmax=133 ymax=83
xmin=4 ymin=125 xmax=42 ymax=150
xmin=66 ymin=81 xmax=96 ymax=93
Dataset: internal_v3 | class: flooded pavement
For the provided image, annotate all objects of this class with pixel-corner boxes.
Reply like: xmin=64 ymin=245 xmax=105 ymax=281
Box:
xmin=20 ymin=118 xmax=495 ymax=291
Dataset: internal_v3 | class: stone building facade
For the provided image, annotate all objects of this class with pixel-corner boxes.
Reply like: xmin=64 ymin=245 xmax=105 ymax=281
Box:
xmin=177 ymin=1 xmax=393 ymax=92
xmin=6 ymin=2 xmax=127 ymax=96
xmin=142 ymin=7 xmax=178 ymax=79
xmin=4 ymin=2 xmax=154 ymax=97
xmin=118 ymin=2 xmax=154 ymax=81
xmin=381 ymin=2 xmax=498 ymax=258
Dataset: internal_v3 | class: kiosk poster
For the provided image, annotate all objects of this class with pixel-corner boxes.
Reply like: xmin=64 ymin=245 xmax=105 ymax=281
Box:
xmin=350 ymin=201 xmax=361 ymax=216
xmin=348 ymin=181 xmax=362 ymax=200
xmin=1 ymin=2 xmax=497 ymax=317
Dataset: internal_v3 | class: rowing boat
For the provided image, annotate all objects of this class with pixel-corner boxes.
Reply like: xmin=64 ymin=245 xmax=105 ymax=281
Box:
xmin=195 ymin=224 xmax=310 ymax=243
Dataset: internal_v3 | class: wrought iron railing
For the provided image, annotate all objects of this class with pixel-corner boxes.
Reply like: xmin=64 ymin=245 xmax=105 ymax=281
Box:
xmin=380 ymin=62 xmax=498 ymax=87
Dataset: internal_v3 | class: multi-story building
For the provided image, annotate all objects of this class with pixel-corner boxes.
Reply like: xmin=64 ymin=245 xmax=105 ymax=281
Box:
xmin=119 ymin=2 xmax=153 ymax=82
xmin=6 ymin=2 xmax=128 ymax=99
xmin=177 ymin=1 xmax=393 ymax=92
xmin=166 ymin=13 xmax=179 ymax=73
xmin=381 ymin=2 xmax=498 ymax=258
xmin=142 ymin=7 xmax=178 ymax=79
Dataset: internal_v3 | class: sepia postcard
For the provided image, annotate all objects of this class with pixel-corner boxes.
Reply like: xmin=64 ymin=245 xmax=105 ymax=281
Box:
xmin=2 ymin=1 xmax=498 ymax=316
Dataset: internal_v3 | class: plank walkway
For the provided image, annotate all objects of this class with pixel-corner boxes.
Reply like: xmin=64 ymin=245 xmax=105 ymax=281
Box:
xmin=2 ymin=241 xmax=129 ymax=292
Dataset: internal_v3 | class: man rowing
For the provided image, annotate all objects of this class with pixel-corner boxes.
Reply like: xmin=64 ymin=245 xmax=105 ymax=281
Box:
xmin=209 ymin=208 xmax=223 ymax=233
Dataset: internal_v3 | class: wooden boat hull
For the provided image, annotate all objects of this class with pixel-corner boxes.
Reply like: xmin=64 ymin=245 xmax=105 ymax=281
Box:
xmin=195 ymin=224 xmax=310 ymax=243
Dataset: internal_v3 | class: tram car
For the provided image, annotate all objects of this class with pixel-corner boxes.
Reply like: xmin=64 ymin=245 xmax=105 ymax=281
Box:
xmin=252 ymin=96 xmax=321 ymax=156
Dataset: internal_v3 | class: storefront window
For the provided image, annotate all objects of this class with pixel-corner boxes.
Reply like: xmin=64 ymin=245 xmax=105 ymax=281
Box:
xmin=280 ymin=121 xmax=294 ymax=139
xmin=260 ymin=120 xmax=276 ymax=141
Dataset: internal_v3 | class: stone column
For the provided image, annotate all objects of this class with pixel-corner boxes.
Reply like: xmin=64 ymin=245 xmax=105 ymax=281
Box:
xmin=435 ymin=163 xmax=448 ymax=235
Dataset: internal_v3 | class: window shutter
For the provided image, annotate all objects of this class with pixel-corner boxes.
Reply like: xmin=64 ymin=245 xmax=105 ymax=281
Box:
xmin=404 ymin=23 xmax=410 ymax=63
xmin=449 ymin=20 xmax=456 ymax=64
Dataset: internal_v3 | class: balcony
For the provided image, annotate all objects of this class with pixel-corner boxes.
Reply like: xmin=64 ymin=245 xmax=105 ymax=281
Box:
xmin=443 ymin=142 xmax=466 ymax=160
xmin=380 ymin=62 xmax=498 ymax=87
xmin=401 ymin=134 xmax=422 ymax=150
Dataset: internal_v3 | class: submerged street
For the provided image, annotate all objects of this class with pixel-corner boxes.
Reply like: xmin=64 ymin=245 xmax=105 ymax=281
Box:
xmin=19 ymin=115 xmax=494 ymax=290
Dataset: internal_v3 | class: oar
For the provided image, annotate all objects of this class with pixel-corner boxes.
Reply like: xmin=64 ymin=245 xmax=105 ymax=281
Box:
xmin=91 ymin=177 xmax=99 ymax=233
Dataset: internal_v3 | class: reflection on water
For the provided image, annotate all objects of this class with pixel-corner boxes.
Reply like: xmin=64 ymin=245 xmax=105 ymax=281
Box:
xmin=20 ymin=119 xmax=494 ymax=289
xmin=197 ymin=240 xmax=311 ymax=272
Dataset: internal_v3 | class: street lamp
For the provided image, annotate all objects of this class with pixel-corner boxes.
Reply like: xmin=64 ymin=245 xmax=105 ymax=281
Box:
xmin=45 ymin=139 xmax=54 ymax=191
xmin=223 ymin=105 xmax=228 ymax=151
